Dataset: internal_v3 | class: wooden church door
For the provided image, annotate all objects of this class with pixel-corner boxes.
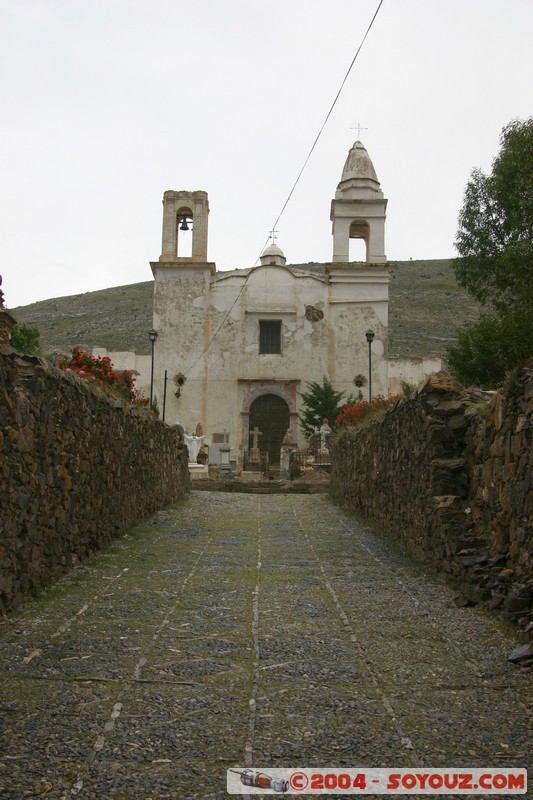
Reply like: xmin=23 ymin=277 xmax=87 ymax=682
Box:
xmin=249 ymin=394 xmax=289 ymax=465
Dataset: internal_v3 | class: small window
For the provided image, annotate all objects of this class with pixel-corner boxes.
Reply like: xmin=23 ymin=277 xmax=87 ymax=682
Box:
xmin=259 ymin=320 xmax=281 ymax=354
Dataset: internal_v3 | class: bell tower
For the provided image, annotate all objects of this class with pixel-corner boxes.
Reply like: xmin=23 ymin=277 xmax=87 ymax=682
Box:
xmin=330 ymin=141 xmax=387 ymax=263
xmin=159 ymin=190 xmax=209 ymax=263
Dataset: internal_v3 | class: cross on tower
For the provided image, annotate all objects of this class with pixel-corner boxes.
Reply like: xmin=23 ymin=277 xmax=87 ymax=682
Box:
xmin=268 ymin=228 xmax=278 ymax=242
xmin=350 ymin=122 xmax=368 ymax=139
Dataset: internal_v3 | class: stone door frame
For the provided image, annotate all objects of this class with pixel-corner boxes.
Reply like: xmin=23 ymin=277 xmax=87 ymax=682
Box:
xmin=238 ymin=381 xmax=299 ymax=469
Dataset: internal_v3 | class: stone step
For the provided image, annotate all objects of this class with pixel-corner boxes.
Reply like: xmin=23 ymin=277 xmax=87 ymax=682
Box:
xmin=190 ymin=478 xmax=330 ymax=494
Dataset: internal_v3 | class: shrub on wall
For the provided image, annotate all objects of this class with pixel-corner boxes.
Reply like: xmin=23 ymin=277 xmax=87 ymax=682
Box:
xmin=57 ymin=346 xmax=149 ymax=406
xmin=336 ymin=395 xmax=401 ymax=428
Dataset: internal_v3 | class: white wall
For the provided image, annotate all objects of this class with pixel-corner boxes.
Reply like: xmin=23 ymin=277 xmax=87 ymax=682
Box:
xmin=388 ymin=356 xmax=442 ymax=395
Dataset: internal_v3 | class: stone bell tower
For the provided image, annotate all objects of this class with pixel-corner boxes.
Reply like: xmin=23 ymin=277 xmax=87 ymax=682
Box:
xmin=330 ymin=140 xmax=387 ymax=263
xmin=159 ymin=190 xmax=210 ymax=263
xmin=149 ymin=189 xmax=216 ymax=433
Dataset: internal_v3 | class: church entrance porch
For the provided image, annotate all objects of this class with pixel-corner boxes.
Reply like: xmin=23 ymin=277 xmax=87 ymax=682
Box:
xmin=238 ymin=381 xmax=300 ymax=471
xmin=248 ymin=394 xmax=289 ymax=466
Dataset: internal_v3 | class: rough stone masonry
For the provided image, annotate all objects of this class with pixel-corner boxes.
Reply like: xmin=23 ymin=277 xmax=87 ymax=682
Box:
xmin=331 ymin=366 xmax=533 ymax=633
xmin=0 ymin=351 xmax=190 ymax=614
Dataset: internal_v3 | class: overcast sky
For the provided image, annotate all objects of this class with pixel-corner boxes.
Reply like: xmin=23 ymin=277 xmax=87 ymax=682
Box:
xmin=1 ymin=0 xmax=532 ymax=309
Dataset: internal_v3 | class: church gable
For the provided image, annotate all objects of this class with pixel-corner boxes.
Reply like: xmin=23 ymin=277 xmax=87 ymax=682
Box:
xmin=245 ymin=264 xmax=298 ymax=314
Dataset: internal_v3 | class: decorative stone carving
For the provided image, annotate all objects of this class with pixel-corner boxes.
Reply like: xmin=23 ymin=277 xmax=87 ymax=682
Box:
xmin=173 ymin=372 xmax=187 ymax=398
xmin=305 ymin=305 xmax=324 ymax=322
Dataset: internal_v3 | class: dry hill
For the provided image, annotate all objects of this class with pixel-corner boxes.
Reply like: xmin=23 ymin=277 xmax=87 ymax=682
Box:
xmin=10 ymin=259 xmax=479 ymax=361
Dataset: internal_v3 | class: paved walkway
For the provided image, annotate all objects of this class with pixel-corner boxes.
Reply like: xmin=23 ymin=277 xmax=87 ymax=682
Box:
xmin=0 ymin=493 xmax=530 ymax=799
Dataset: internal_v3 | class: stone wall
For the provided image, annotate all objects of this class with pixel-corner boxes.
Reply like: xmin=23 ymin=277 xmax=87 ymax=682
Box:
xmin=330 ymin=367 xmax=533 ymax=629
xmin=0 ymin=352 xmax=190 ymax=614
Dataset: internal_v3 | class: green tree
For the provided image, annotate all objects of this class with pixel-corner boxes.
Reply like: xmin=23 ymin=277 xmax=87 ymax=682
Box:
xmin=448 ymin=118 xmax=533 ymax=386
xmin=10 ymin=323 xmax=40 ymax=355
xmin=447 ymin=308 xmax=533 ymax=388
xmin=298 ymin=377 xmax=353 ymax=439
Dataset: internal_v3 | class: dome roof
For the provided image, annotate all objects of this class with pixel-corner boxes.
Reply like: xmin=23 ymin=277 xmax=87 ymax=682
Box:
xmin=340 ymin=140 xmax=379 ymax=183
xmin=261 ymin=242 xmax=285 ymax=258
xmin=336 ymin=140 xmax=383 ymax=199
xmin=259 ymin=241 xmax=287 ymax=266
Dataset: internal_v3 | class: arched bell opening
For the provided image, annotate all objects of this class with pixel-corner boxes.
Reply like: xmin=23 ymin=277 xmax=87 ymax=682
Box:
xmin=349 ymin=219 xmax=369 ymax=262
xmin=176 ymin=206 xmax=193 ymax=258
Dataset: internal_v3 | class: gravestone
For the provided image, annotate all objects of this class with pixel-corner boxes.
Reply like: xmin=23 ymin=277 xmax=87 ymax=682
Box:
xmin=248 ymin=426 xmax=262 ymax=465
xmin=318 ymin=418 xmax=333 ymax=456
xmin=219 ymin=441 xmax=232 ymax=479
xmin=241 ymin=425 xmax=263 ymax=482
xmin=280 ymin=428 xmax=297 ymax=480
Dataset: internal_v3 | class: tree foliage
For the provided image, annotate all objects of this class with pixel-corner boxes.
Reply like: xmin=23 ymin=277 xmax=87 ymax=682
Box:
xmin=10 ymin=323 xmax=40 ymax=355
xmin=453 ymin=118 xmax=533 ymax=313
xmin=298 ymin=378 xmax=353 ymax=439
xmin=447 ymin=309 xmax=533 ymax=388
xmin=448 ymin=118 xmax=533 ymax=386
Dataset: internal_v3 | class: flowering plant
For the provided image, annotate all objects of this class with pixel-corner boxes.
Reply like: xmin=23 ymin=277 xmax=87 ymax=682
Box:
xmin=290 ymin=456 xmax=317 ymax=478
xmin=57 ymin=346 xmax=149 ymax=406
xmin=336 ymin=395 xmax=401 ymax=427
xmin=300 ymin=456 xmax=316 ymax=475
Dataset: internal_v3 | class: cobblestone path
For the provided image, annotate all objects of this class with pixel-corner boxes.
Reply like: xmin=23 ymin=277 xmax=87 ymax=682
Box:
xmin=0 ymin=492 xmax=530 ymax=799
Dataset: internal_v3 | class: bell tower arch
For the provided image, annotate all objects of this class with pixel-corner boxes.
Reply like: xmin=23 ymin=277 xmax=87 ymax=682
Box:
xmin=330 ymin=141 xmax=387 ymax=263
xmin=159 ymin=190 xmax=209 ymax=263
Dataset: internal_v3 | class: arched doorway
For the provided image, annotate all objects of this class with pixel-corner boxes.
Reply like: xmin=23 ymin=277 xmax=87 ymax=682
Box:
xmin=249 ymin=394 xmax=289 ymax=465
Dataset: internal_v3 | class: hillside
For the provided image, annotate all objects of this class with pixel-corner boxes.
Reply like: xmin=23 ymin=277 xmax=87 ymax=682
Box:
xmin=10 ymin=259 xmax=479 ymax=360
xmin=11 ymin=282 xmax=154 ymax=357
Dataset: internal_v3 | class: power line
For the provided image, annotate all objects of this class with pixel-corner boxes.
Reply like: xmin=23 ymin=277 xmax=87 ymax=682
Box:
xmin=184 ymin=0 xmax=385 ymax=376
xmin=265 ymin=0 xmax=385 ymax=247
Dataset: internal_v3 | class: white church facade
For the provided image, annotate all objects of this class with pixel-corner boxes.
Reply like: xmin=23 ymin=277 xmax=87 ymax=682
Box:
xmin=95 ymin=141 xmax=440 ymax=468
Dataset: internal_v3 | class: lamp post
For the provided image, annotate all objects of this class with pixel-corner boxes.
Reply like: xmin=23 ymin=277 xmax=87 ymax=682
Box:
xmin=162 ymin=369 xmax=168 ymax=422
xmin=148 ymin=329 xmax=158 ymax=406
xmin=365 ymin=329 xmax=375 ymax=402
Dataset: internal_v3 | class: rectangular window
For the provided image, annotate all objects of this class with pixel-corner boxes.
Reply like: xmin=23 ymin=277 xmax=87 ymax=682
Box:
xmin=259 ymin=320 xmax=282 ymax=354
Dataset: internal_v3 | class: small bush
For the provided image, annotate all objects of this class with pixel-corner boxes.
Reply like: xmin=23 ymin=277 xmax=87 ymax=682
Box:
xmin=336 ymin=394 xmax=402 ymax=428
xmin=57 ymin=346 xmax=149 ymax=407
xmin=10 ymin=323 xmax=40 ymax=355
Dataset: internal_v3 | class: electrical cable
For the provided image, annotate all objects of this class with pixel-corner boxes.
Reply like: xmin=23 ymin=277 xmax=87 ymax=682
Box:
xmin=264 ymin=0 xmax=385 ymax=253
xmin=184 ymin=0 xmax=385 ymax=376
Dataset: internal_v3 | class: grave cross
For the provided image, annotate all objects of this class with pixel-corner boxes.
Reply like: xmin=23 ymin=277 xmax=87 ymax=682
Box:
xmin=250 ymin=426 xmax=262 ymax=449
xmin=350 ymin=122 xmax=368 ymax=140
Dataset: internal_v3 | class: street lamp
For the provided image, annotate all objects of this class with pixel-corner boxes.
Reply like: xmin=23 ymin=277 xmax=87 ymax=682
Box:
xmin=148 ymin=329 xmax=158 ymax=406
xmin=365 ymin=329 xmax=375 ymax=402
